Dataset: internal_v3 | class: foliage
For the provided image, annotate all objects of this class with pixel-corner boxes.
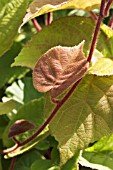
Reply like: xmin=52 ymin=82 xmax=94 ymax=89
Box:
xmin=0 ymin=0 xmax=113 ymax=170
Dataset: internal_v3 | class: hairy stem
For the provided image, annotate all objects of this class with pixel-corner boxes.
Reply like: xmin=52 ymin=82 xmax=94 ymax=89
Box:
xmin=87 ymin=0 xmax=106 ymax=62
xmin=32 ymin=19 xmax=42 ymax=31
xmin=104 ymin=0 xmax=113 ymax=16
xmin=12 ymin=137 xmax=20 ymax=145
xmin=89 ymin=11 xmax=97 ymax=21
xmin=108 ymin=14 xmax=113 ymax=28
xmin=9 ymin=157 xmax=16 ymax=170
xmin=13 ymin=80 xmax=81 ymax=146
xmin=45 ymin=12 xmax=53 ymax=25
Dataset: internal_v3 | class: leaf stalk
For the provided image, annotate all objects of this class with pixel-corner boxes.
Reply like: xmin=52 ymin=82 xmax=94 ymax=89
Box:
xmin=32 ymin=18 xmax=42 ymax=31
xmin=87 ymin=0 xmax=106 ymax=63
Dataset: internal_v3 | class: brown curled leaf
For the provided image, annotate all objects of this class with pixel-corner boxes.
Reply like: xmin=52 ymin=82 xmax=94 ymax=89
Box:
xmin=8 ymin=119 xmax=36 ymax=138
xmin=33 ymin=41 xmax=89 ymax=98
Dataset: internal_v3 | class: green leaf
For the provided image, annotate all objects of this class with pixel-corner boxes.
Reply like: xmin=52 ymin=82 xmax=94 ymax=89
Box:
xmin=44 ymin=75 xmax=113 ymax=165
xmin=51 ymin=147 xmax=60 ymax=165
xmin=12 ymin=16 xmax=96 ymax=69
xmin=22 ymin=77 xmax=43 ymax=104
xmin=79 ymin=151 xmax=113 ymax=170
xmin=61 ymin=151 xmax=81 ymax=170
xmin=0 ymin=155 xmax=3 ymax=170
xmin=0 ymin=115 xmax=9 ymax=138
xmin=79 ymin=134 xmax=113 ymax=170
xmin=35 ymin=139 xmax=50 ymax=150
xmin=98 ymin=24 xmax=113 ymax=57
xmin=0 ymin=0 xmax=27 ymax=56
xmin=12 ymin=16 xmax=113 ymax=69
xmin=3 ymin=98 xmax=45 ymax=147
xmin=88 ymin=58 xmax=113 ymax=76
xmin=31 ymin=159 xmax=52 ymax=170
xmin=85 ymin=134 xmax=113 ymax=152
xmin=0 ymin=100 xmax=18 ymax=115
xmin=20 ymin=0 xmax=101 ymax=27
xmin=14 ymin=149 xmax=42 ymax=170
xmin=0 ymin=42 xmax=29 ymax=88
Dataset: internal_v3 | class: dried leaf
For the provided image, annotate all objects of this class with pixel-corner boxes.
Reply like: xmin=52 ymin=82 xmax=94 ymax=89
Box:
xmin=33 ymin=41 xmax=89 ymax=98
xmin=8 ymin=119 xmax=36 ymax=138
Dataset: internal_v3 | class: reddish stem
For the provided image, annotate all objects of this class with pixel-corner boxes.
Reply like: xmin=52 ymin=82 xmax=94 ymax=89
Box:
xmin=12 ymin=137 xmax=20 ymax=145
xmin=87 ymin=0 xmax=106 ymax=63
xmin=89 ymin=11 xmax=98 ymax=21
xmin=1 ymin=144 xmax=18 ymax=154
xmin=104 ymin=0 xmax=113 ymax=16
xmin=13 ymin=80 xmax=81 ymax=146
xmin=32 ymin=18 xmax=42 ymax=31
xmin=108 ymin=15 xmax=113 ymax=28
xmin=9 ymin=157 xmax=16 ymax=170
xmin=45 ymin=12 xmax=53 ymax=25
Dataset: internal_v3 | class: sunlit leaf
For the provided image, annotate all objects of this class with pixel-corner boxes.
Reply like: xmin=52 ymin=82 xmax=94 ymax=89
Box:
xmin=8 ymin=119 xmax=36 ymax=138
xmin=88 ymin=58 xmax=113 ymax=76
xmin=12 ymin=16 xmax=113 ymax=70
xmin=61 ymin=151 xmax=80 ymax=170
xmin=12 ymin=17 xmax=95 ymax=69
xmin=0 ymin=100 xmax=18 ymax=115
xmin=79 ymin=151 xmax=113 ymax=170
xmin=44 ymin=75 xmax=113 ymax=164
xmin=0 ymin=0 xmax=27 ymax=56
xmin=33 ymin=41 xmax=89 ymax=98
xmin=79 ymin=135 xmax=113 ymax=169
xmin=20 ymin=0 xmax=101 ymax=28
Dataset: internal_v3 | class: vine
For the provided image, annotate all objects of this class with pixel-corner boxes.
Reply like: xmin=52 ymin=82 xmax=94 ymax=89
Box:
xmin=0 ymin=0 xmax=113 ymax=169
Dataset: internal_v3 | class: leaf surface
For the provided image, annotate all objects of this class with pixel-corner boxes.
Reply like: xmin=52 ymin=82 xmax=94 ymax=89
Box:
xmin=14 ymin=149 xmax=42 ymax=170
xmin=0 ymin=0 xmax=27 ymax=56
xmin=88 ymin=58 xmax=113 ymax=76
xmin=12 ymin=16 xmax=113 ymax=69
xmin=79 ymin=151 xmax=113 ymax=170
xmin=12 ymin=16 xmax=95 ymax=69
xmin=33 ymin=41 xmax=89 ymax=98
xmin=20 ymin=0 xmax=101 ymax=27
xmin=22 ymin=77 xmax=43 ymax=104
xmin=79 ymin=134 xmax=113 ymax=170
xmin=31 ymin=159 xmax=52 ymax=170
xmin=61 ymin=151 xmax=80 ymax=170
xmin=44 ymin=75 xmax=113 ymax=164
xmin=0 ymin=100 xmax=18 ymax=115
xmin=0 ymin=42 xmax=28 ymax=88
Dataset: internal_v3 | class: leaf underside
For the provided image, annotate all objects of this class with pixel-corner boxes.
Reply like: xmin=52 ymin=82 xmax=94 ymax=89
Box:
xmin=8 ymin=119 xmax=36 ymax=138
xmin=33 ymin=41 xmax=89 ymax=98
